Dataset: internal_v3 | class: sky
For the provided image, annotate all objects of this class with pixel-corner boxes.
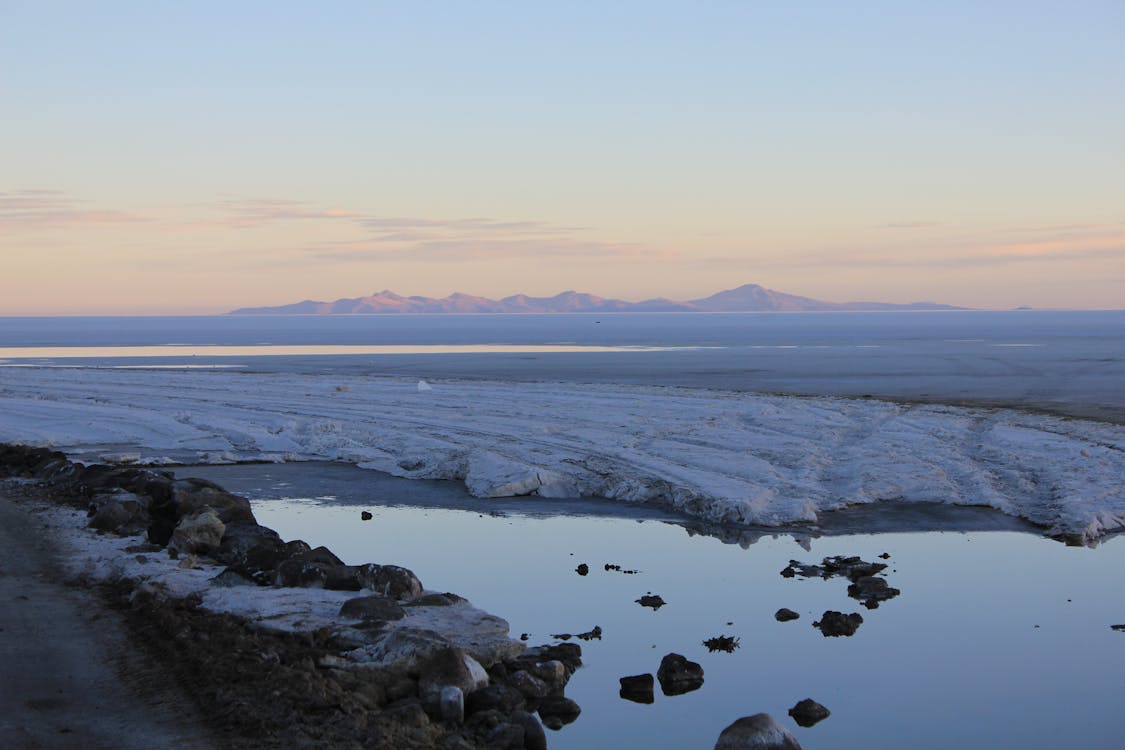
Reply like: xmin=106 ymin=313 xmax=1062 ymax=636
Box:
xmin=2 ymin=1 xmax=1123 ymax=314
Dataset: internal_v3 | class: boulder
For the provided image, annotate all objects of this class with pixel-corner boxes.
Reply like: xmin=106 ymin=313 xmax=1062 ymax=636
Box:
xmin=537 ymin=695 xmax=580 ymax=729
xmin=168 ymin=509 xmax=225 ymax=555
xmin=88 ymin=492 xmax=150 ymax=534
xmin=439 ymin=685 xmax=464 ymax=725
xmin=714 ymin=714 xmax=802 ymax=750
xmin=339 ymin=595 xmax=406 ymax=622
xmin=657 ymin=653 xmax=704 ymax=696
xmin=418 ymin=647 xmax=489 ymax=698
xmin=774 ymin=608 xmax=800 ymax=622
xmin=349 ymin=563 xmax=424 ymax=599
xmin=788 ymin=698 xmax=830 ymax=727
xmin=619 ymin=673 xmax=655 ymax=704
xmin=216 ymin=522 xmax=303 ymax=581
xmin=171 ymin=478 xmax=256 ymax=524
xmin=509 ymin=670 xmax=549 ymax=699
xmin=510 ymin=710 xmax=547 ymax=750
xmin=813 ymin=611 xmax=863 ymax=637
xmin=509 ymin=643 xmax=582 ymax=678
xmin=466 ymin=684 xmax=525 ymax=715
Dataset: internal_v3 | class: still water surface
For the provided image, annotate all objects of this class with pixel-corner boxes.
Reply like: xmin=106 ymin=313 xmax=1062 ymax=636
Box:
xmin=181 ymin=462 xmax=1125 ymax=750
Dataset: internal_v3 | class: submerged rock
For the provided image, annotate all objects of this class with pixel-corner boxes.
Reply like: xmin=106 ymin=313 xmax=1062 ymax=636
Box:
xmin=774 ymin=608 xmax=800 ymax=622
xmin=714 ymin=713 xmax=802 ymax=749
xmin=788 ymin=698 xmax=830 ymax=727
xmin=847 ymin=576 xmax=901 ymax=609
xmin=703 ymin=635 xmax=740 ymax=653
xmin=636 ymin=593 xmax=667 ymax=610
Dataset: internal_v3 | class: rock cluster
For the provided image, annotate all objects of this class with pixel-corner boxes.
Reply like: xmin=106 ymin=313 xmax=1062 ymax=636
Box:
xmin=1 ymin=444 xmax=581 ymax=749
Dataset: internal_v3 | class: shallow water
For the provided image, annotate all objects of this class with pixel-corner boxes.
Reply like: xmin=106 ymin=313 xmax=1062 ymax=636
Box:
xmin=181 ymin=462 xmax=1125 ymax=750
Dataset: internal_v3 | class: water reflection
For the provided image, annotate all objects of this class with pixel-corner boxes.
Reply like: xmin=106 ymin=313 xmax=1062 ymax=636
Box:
xmin=177 ymin=462 xmax=1125 ymax=750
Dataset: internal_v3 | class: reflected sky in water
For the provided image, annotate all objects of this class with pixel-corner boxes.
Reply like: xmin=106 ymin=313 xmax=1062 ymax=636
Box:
xmin=181 ymin=463 xmax=1125 ymax=750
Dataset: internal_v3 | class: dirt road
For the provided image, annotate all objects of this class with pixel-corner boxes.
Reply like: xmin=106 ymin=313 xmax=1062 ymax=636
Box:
xmin=0 ymin=490 xmax=217 ymax=750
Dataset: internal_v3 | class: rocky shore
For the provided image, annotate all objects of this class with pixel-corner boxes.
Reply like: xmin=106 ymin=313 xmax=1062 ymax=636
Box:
xmin=0 ymin=444 xmax=583 ymax=749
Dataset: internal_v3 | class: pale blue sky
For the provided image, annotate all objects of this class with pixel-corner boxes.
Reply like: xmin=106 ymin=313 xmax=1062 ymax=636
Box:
xmin=2 ymin=1 xmax=1122 ymax=312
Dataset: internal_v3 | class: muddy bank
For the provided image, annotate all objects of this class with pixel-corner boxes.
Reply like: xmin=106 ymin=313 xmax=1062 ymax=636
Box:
xmin=0 ymin=444 xmax=580 ymax=749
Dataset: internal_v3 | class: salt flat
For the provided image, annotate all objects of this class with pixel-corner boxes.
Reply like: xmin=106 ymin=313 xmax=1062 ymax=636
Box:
xmin=1 ymin=367 xmax=1121 ymax=542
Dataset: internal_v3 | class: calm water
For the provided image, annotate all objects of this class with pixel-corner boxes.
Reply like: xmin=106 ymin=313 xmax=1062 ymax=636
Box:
xmin=2 ymin=311 xmax=1123 ymax=419
xmin=5 ymin=313 xmax=1121 ymax=745
xmin=1 ymin=310 xmax=1121 ymax=347
xmin=181 ymin=462 xmax=1125 ymax=750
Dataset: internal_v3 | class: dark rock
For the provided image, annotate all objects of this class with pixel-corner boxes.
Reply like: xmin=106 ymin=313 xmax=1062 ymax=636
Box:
xmin=657 ymin=653 xmax=704 ymax=696
xmin=361 ymin=564 xmax=424 ymax=599
xmin=847 ymin=576 xmax=901 ymax=609
xmin=216 ymin=522 xmax=296 ymax=582
xmin=298 ymin=545 xmax=346 ymax=567
xmin=714 ymin=713 xmax=802 ymax=749
xmin=338 ymin=595 xmax=406 ymax=622
xmin=418 ymin=647 xmax=488 ymax=699
xmin=511 ymin=710 xmax=547 ymax=750
xmin=405 ymin=592 xmax=467 ymax=608
xmin=618 ymin=673 xmax=655 ymax=704
xmin=537 ymin=695 xmax=580 ymax=729
xmin=788 ymin=698 xmax=830 ymax=727
xmin=146 ymin=476 xmax=253 ymax=545
xmin=171 ymin=478 xmax=256 ymax=524
xmin=509 ymin=670 xmax=549 ymax=699
xmin=486 ymin=722 xmax=526 ymax=747
xmin=169 ymin=509 xmax=225 ymax=554
xmin=88 ymin=492 xmax=150 ymax=534
xmin=439 ymin=685 xmax=464 ymax=725
xmin=636 ymin=593 xmax=666 ymax=610
xmin=703 ymin=635 xmax=740 ymax=653
xmin=782 ymin=555 xmax=887 ymax=582
xmin=0 ymin=445 xmax=68 ymax=477
xmin=210 ymin=568 xmax=255 ymax=587
xmin=813 ymin=610 xmax=863 ymax=637
xmin=361 ymin=510 xmax=373 ymax=520
xmin=511 ymin=643 xmax=582 ymax=677
xmin=466 ymin=684 xmax=525 ymax=715
xmin=1111 ymin=624 xmax=1125 ymax=632
xmin=576 ymin=625 xmax=602 ymax=641
xmin=774 ymin=608 xmax=800 ymax=622
xmin=275 ymin=558 xmax=332 ymax=588
xmin=575 ymin=563 xmax=588 ymax=576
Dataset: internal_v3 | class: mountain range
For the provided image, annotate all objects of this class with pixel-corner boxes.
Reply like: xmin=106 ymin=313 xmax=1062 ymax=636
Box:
xmin=229 ymin=284 xmax=964 ymax=315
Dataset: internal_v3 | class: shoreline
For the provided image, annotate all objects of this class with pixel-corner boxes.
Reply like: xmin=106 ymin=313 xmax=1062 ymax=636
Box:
xmin=2 ymin=367 xmax=1120 ymax=544
xmin=0 ymin=445 xmax=582 ymax=749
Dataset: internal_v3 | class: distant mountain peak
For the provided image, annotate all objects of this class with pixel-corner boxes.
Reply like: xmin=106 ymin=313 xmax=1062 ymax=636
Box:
xmin=229 ymin=284 xmax=965 ymax=315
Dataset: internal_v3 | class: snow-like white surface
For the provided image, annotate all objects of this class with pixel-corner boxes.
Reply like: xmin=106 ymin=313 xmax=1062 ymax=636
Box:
xmin=28 ymin=499 xmax=518 ymax=664
xmin=2 ymin=367 xmax=1122 ymax=541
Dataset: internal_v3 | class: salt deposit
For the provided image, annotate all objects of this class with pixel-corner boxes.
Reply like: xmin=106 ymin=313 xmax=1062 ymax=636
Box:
xmin=0 ymin=367 xmax=1121 ymax=542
